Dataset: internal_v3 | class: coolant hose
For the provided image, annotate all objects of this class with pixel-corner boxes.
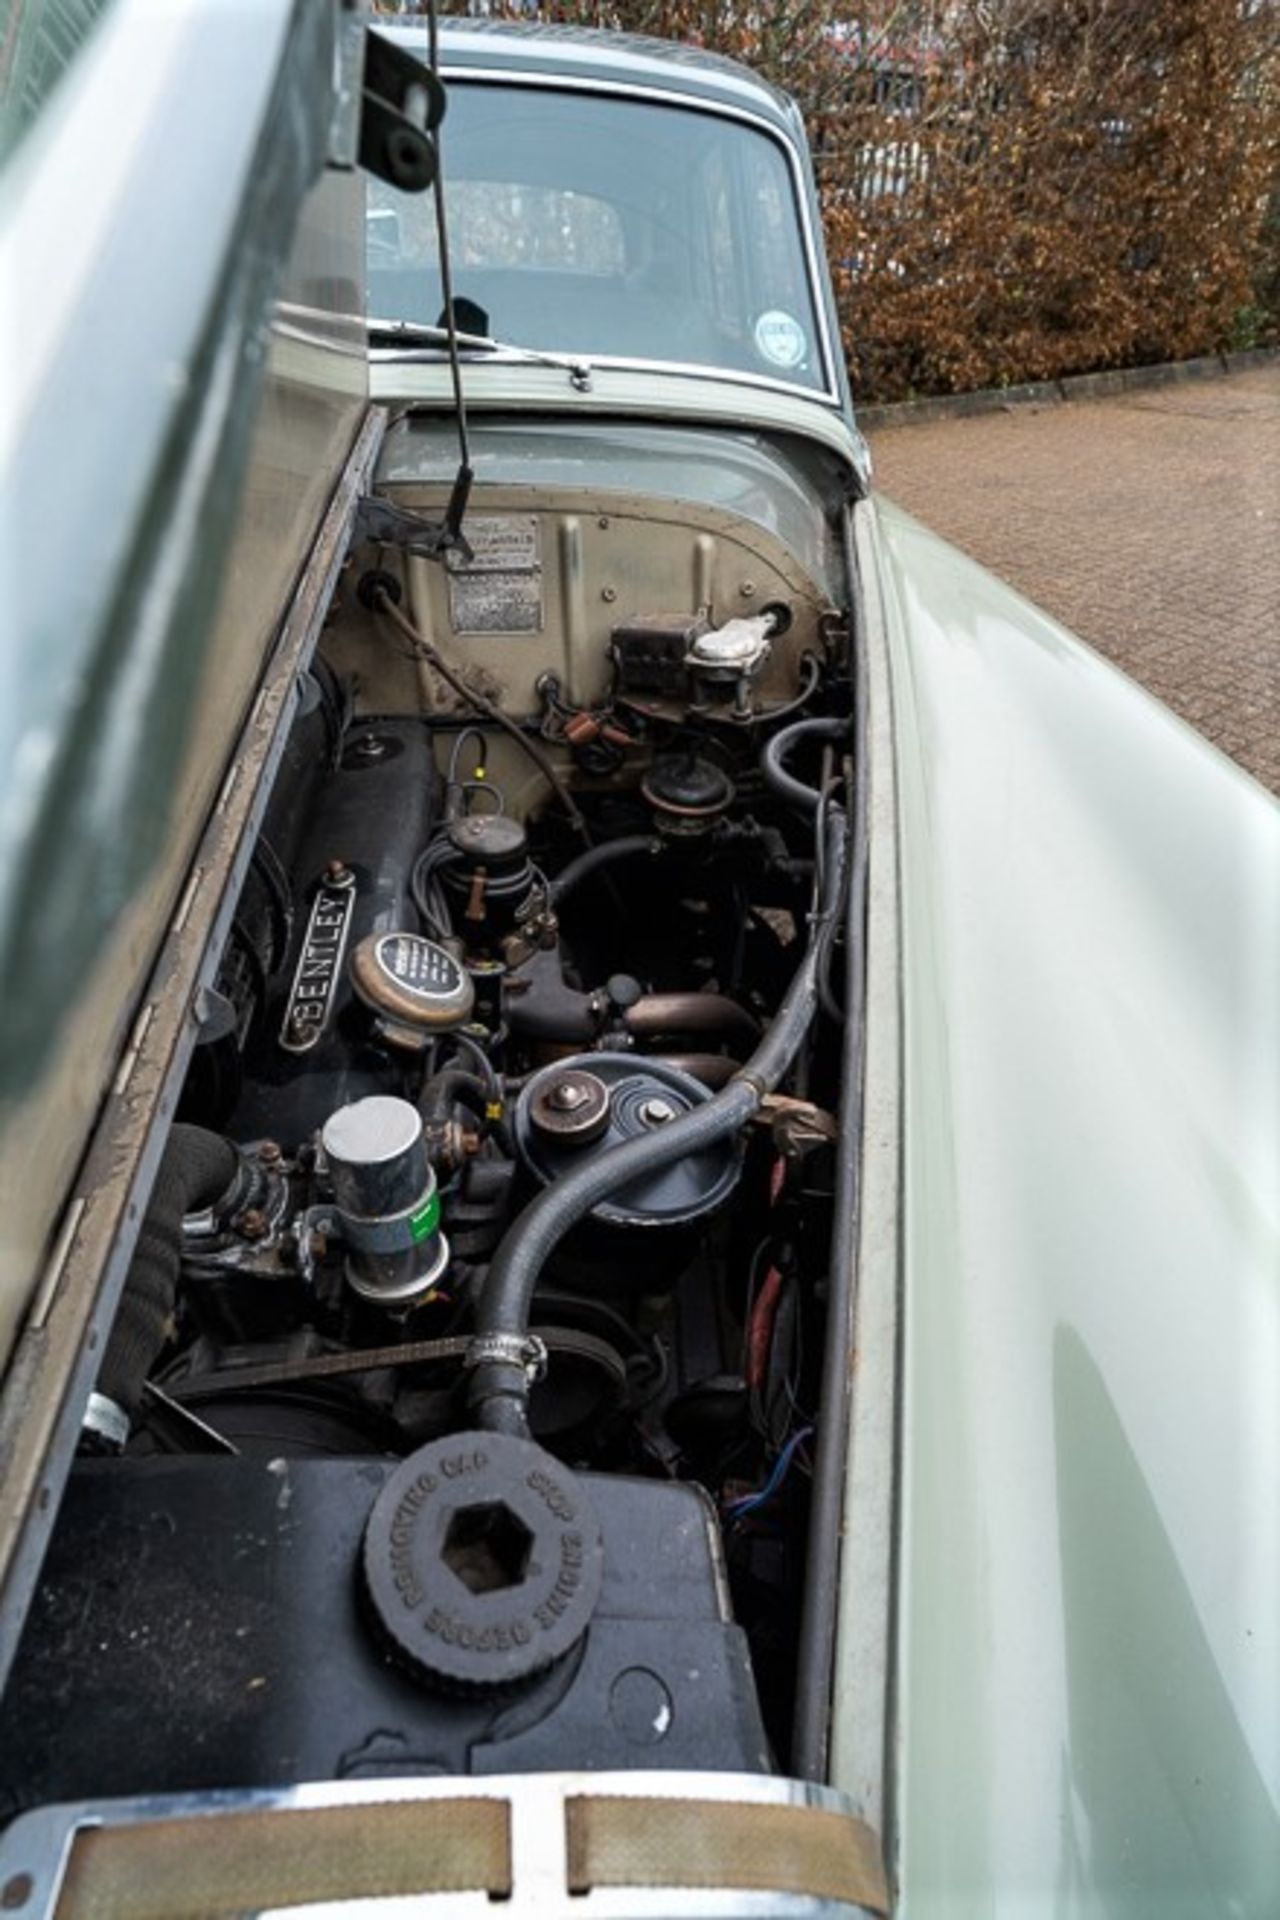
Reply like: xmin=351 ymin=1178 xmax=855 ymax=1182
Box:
xmin=547 ymin=834 xmax=665 ymax=910
xmin=420 ymin=1068 xmax=488 ymax=1123
xmin=762 ymin=716 xmax=847 ymax=815
xmin=467 ymin=811 xmax=847 ymax=1435
xmin=420 ymin=1065 xmax=511 ymax=1157
xmin=96 ymin=1125 xmax=239 ymax=1429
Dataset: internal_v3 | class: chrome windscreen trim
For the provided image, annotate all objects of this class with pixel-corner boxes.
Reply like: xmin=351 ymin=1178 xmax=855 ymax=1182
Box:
xmin=368 ymin=345 xmax=845 ymax=409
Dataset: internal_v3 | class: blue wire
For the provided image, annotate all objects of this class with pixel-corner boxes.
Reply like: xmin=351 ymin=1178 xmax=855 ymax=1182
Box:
xmin=724 ymin=1425 xmax=814 ymax=1519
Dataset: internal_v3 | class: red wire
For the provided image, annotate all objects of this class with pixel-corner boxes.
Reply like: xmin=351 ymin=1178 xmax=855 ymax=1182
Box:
xmin=744 ymin=1157 xmax=789 ymax=1389
xmin=746 ymin=1265 xmax=784 ymax=1392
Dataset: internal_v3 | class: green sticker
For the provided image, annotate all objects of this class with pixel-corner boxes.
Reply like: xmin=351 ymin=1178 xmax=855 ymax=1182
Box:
xmin=409 ymin=1192 xmax=441 ymax=1243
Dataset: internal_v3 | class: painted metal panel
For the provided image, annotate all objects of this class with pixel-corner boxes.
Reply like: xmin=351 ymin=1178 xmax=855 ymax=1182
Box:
xmin=871 ymin=498 xmax=1280 ymax=1915
xmin=378 ymin=416 xmax=850 ymax=602
xmin=0 ymin=0 xmax=366 ymax=1354
xmin=0 ymin=0 xmax=113 ymax=166
xmin=371 ymin=357 xmax=868 ymax=480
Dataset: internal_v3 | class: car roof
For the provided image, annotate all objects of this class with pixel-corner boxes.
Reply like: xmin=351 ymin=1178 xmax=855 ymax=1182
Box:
xmin=381 ymin=18 xmax=807 ymax=146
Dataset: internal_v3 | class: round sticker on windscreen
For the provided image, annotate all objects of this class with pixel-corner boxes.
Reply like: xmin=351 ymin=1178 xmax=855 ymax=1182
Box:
xmin=754 ymin=309 xmax=807 ymax=369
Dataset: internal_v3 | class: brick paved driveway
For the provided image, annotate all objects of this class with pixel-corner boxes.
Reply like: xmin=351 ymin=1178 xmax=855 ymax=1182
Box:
xmin=866 ymin=364 xmax=1279 ymax=793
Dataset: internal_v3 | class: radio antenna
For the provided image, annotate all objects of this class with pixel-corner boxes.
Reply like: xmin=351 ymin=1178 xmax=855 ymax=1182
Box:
xmin=427 ymin=0 xmax=472 ymax=554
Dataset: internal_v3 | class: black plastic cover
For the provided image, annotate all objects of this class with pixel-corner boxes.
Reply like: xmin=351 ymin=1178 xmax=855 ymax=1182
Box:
xmin=609 ymin=614 xmax=704 ymax=698
xmin=0 ymin=1456 xmax=769 ymax=1821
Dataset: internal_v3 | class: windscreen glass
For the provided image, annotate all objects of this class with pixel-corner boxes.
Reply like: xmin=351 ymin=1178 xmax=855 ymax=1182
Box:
xmin=368 ymin=81 xmax=827 ymax=393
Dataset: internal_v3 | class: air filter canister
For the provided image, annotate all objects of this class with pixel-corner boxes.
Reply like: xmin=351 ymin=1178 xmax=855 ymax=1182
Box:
xmin=514 ymin=1053 xmax=741 ymax=1230
xmin=321 ymin=1096 xmax=448 ymax=1304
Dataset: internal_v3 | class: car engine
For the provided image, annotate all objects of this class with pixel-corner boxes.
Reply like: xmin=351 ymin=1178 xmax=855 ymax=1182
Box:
xmin=0 ymin=545 xmax=854 ymax=1810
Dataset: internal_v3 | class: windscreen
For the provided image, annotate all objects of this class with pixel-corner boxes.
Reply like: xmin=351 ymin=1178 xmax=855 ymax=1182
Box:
xmin=368 ymin=80 xmax=828 ymax=393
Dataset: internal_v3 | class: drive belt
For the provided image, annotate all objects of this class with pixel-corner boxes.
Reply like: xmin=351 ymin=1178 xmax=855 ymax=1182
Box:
xmin=166 ymin=1324 xmax=627 ymax=1401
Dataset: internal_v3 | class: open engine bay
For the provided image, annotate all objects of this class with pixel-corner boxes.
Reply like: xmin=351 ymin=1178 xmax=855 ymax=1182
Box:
xmin=0 ymin=456 xmax=861 ymax=1807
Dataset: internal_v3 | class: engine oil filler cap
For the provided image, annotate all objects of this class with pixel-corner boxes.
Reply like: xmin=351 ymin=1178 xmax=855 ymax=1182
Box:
xmin=351 ymin=931 xmax=476 ymax=1033
xmin=362 ymin=1430 xmax=604 ymax=1693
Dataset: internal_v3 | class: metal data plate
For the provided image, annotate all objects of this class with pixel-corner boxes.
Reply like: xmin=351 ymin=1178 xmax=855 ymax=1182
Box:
xmin=446 ymin=515 xmax=543 ymax=633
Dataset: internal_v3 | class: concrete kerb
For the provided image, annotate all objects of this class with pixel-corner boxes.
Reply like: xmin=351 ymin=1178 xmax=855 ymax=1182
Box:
xmin=854 ymin=345 xmax=1280 ymax=431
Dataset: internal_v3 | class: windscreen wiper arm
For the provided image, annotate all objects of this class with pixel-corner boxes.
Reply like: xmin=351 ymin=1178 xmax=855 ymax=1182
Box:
xmin=368 ymin=319 xmax=593 ymax=390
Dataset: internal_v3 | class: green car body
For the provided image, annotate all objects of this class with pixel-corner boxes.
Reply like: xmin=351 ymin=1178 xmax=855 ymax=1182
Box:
xmin=0 ymin=6 xmax=1276 ymax=1913
xmin=866 ymin=503 xmax=1280 ymax=1913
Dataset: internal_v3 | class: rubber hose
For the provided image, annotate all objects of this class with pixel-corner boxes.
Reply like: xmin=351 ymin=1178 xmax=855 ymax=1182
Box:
xmin=468 ymin=813 xmax=847 ymax=1435
xmin=97 ymin=1126 xmax=239 ymax=1426
xmin=762 ymin=716 xmax=848 ymax=815
xmin=421 ymin=1064 xmax=512 ymax=1156
xmin=468 ymin=1083 xmax=757 ymax=1434
xmin=420 ymin=1068 xmax=488 ymax=1122
xmin=657 ymin=1053 xmax=741 ymax=1089
xmin=547 ymin=835 xmax=665 ymax=910
xmin=443 ymin=1029 xmax=500 ymax=1099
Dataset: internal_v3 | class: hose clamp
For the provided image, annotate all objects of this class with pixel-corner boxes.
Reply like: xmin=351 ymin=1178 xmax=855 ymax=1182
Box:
xmin=463 ymin=1332 xmax=549 ymax=1385
xmin=731 ymin=1067 xmax=769 ymax=1099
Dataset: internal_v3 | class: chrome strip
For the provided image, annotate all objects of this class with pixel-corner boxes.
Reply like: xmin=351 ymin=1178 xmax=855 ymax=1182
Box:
xmin=827 ymin=499 xmax=904 ymax=1841
xmin=0 ymin=1771 xmax=877 ymax=1920
xmin=368 ymin=344 xmax=843 ymax=410
xmin=374 ymin=65 xmax=841 ymax=407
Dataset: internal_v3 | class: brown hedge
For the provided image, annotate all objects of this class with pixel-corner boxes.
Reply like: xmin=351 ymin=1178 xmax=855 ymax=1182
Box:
xmin=401 ymin=1 xmax=1280 ymax=403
